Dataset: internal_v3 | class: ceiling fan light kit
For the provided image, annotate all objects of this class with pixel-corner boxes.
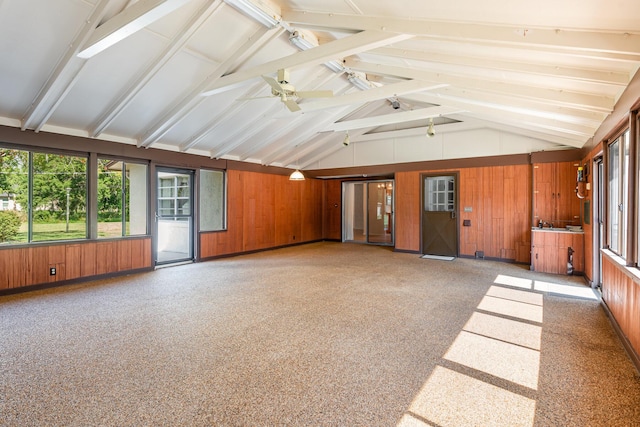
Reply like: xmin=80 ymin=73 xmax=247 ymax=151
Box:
xmin=257 ymin=68 xmax=334 ymax=112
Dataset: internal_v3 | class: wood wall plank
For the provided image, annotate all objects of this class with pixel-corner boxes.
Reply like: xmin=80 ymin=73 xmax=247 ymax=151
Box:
xmin=397 ymin=165 xmax=531 ymax=260
xmin=602 ymin=254 xmax=640 ymax=360
xmin=200 ymin=170 xmax=324 ymax=259
xmin=394 ymin=171 xmax=421 ymax=252
xmin=323 ymin=180 xmax=342 ymax=240
xmin=66 ymin=245 xmax=82 ymax=280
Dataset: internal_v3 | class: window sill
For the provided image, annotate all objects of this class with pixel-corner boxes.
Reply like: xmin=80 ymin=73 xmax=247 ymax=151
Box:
xmin=601 ymin=249 xmax=640 ymax=282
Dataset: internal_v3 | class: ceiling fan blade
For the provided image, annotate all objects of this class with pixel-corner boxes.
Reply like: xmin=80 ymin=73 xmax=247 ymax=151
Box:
xmin=262 ymin=75 xmax=283 ymax=93
xmin=295 ymin=90 xmax=334 ymax=99
xmin=283 ymin=98 xmax=301 ymax=112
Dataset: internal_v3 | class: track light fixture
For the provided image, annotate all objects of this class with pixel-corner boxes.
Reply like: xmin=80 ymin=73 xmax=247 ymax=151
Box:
xmin=426 ymin=118 xmax=435 ymax=138
xmin=343 ymin=131 xmax=350 ymax=147
xmin=223 ymin=0 xmax=281 ymax=29
xmin=288 ymin=30 xmax=344 ymax=73
xmin=347 ymin=73 xmax=373 ymax=91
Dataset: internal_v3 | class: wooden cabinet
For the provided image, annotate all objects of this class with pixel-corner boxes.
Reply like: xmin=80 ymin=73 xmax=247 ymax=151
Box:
xmin=531 ymin=230 xmax=584 ymax=274
xmin=533 ymin=162 xmax=581 ymax=226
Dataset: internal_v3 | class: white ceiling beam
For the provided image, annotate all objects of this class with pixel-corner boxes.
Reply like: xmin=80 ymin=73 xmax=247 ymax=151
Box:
xmin=200 ymin=30 xmax=413 ymax=96
xmin=91 ymin=0 xmax=224 ymax=137
xmin=261 ymin=102 xmax=370 ymax=165
xmin=370 ymin=47 xmax=630 ymax=86
xmin=345 ymin=59 xmax=615 ymax=113
xmin=283 ymin=11 xmax=640 ymax=58
xmin=77 ymin=0 xmax=192 ymax=58
xmin=276 ymin=102 xmax=384 ymax=166
xmin=237 ymin=71 xmax=344 ymax=160
xmin=353 ymin=120 xmax=484 ymax=143
xmin=139 ymin=26 xmax=281 ymax=147
xmin=21 ymin=0 xmax=111 ymax=131
xmin=405 ymin=86 xmax=607 ymax=126
xmin=282 ymin=132 xmax=336 ymax=168
xmin=300 ymin=80 xmax=448 ymax=113
xmin=473 ymin=117 xmax=588 ymax=148
xmin=211 ymin=67 xmax=333 ymax=158
xmin=325 ymin=106 xmax=465 ymax=132
xmin=178 ymin=81 xmax=266 ymax=152
xmin=403 ymin=92 xmax=595 ymax=143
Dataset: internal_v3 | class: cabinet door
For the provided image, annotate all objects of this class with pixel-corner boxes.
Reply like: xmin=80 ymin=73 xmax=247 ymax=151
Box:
xmin=533 ymin=163 xmax=555 ymax=224
xmin=556 ymin=162 xmax=581 ymax=224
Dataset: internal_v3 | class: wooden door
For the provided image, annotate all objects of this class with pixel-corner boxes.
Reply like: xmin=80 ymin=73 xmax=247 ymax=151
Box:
xmin=422 ymin=175 xmax=458 ymax=256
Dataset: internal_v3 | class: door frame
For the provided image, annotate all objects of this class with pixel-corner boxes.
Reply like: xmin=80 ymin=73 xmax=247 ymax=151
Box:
xmin=420 ymin=172 xmax=460 ymax=256
xmin=154 ymin=166 xmax=196 ymax=266
xmin=593 ymin=156 xmax=604 ymax=290
xmin=341 ymin=179 xmax=395 ymax=246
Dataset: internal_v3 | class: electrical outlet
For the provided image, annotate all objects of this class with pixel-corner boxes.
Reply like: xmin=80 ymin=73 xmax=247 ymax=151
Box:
xmin=49 ymin=267 xmax=56 ymax=276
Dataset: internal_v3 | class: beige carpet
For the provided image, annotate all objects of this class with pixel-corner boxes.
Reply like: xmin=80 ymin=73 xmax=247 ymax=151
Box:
xmin=1 ymin=242 xmax=639 ymax=426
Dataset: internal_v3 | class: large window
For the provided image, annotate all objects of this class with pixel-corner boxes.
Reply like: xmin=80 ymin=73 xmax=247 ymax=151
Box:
xmin=97 ymin=159 xmax=148 ymax=238
xmin=0 ymin=147 xmax=87 ymax=243
xmin=199 ymin=169 xmax=226 ymax=231
xmin=608 ymin=131 xmax=630 ymax=256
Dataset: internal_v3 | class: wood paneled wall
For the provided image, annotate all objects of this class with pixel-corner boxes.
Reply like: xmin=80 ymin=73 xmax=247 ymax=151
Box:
xmin=0 ymin=238 xmax=152 ymax=291
xmin=395 ymin=164 xmax=532 ymax=262
xmin=602 ymin=253 xmax=640 ymax=360
xmin=200 ymin=170 xmax=324 ymax=258
xmin=322 ymin=179 xmax=342 ymax=240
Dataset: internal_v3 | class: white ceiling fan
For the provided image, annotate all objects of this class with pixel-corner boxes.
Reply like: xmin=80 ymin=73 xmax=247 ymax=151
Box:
xmin=255 ymin=69 xmax=334 ymax=112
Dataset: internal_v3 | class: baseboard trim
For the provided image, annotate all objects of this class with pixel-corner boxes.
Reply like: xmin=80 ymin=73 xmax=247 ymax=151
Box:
xmin=0 ymin=267 xmax=154 ymax=297
xmin=197 ymin=239 xmax=326 ymax=262
xmin=601 ymin=299 xmax=640 ymax=375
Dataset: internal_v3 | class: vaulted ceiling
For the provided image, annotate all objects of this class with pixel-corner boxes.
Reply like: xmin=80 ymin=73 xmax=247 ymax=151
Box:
xmin=0 ymin=0 xmax=638 ymax=171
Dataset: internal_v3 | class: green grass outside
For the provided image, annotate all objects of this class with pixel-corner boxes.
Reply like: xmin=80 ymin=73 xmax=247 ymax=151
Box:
xmin=5 ymin=221 xmax=130 ymax=243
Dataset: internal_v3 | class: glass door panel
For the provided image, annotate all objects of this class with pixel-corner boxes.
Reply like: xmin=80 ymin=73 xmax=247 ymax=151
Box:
xmin=342 ymin=180 xmax=394 ymax=246
xmin=156 ymin=169 xmax=194 ymax=265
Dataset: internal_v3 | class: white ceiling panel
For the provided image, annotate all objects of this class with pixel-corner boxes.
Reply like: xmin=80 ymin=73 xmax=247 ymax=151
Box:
xmin=0 ymin=0 xmax=638 ymax=169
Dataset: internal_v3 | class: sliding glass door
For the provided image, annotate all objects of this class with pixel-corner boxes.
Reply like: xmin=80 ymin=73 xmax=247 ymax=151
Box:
xmin=343 ymin=180 xmax=394 ymax=245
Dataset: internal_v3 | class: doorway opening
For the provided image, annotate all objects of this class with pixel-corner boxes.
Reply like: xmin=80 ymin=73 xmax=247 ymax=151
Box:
xmin=422 ymin=174 xmax=458 ymax=257
xmin=342 ymin=180 xmax=394 ymax=246
xmin=155 ymin=168 xmax=194 ymax=266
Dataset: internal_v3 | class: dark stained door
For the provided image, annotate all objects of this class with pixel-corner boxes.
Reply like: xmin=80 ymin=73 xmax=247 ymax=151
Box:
xmin=422 ymin=175 xmax=458 ymax=256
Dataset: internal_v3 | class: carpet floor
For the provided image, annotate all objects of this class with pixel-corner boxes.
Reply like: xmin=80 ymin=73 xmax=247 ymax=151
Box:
xmin=1 ymin=242 xmax=639 ymax=426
